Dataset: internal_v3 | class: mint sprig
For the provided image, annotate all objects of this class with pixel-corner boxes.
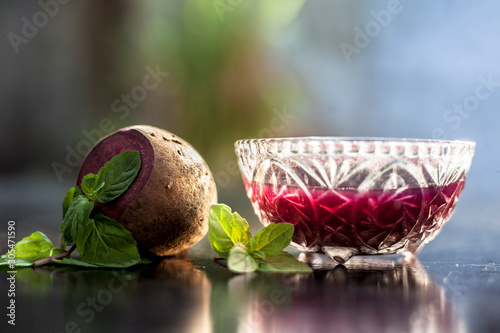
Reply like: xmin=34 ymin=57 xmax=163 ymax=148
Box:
xmin=208 ymin=204 xmax=312 ymax=274
xmin=0 ymin=150 xmax=144 ymax=269
xmin=84 ymin=150 xmax=141 ymax=203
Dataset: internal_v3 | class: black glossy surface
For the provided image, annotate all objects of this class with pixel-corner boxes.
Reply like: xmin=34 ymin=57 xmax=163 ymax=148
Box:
xmin=1 ymin=179 xmax=499 ymax=333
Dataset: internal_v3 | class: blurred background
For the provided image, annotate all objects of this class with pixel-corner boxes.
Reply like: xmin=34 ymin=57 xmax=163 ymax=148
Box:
xmin=1 ymin=0 xmax=499 ymax=228
xmin=2 ymin=2 xmax=500 ymax=332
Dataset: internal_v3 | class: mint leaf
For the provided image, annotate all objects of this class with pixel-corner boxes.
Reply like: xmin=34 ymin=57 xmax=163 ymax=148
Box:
xmin=228 ymin=243 xmax=258 ymax=273
xmin=81 ymin=173 xmax=105 ymax=201
xmin=250 ymin=223 xmax=294 ymax=259
xmin=53 ymin=257 xmax=150 ymax=267
xmin=81 ymin=173 xmax=97 ymax=198
xmin=93 ymin=150 xmax=141 ymax=203
xmin=76 ymin=214 xmax=140 ymax=267
xmin=11 ymin=231 xmax=53 ymax=260
xmin=62 ymin=195 xmax=94 ymax=246
xmin=60 ymin=186 xmax=81 ymax=245
xmin=62 ymin=186 xmax=82 ymax=219
xmin=0 ymin=258 xmax=37 ymax=267
xmin=49 ymin=248 xmax=66 ymax=256
xmin=208 ymin=204 xmax=252 ymax=258
xmin=51 ymin=257 xmax=99 ymax=267
xmin=257 ymin=252 xmax=312 ymax=273
xmin=38 ymin=247 xmax=99 ymax=267
xmin=0 ymin=231 xmax=53 ymax=266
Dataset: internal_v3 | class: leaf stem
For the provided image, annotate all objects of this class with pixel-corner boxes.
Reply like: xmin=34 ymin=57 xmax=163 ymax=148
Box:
xmin=213 ymin=257 xmax=228 ymax=268
xmin=33 ymin=244 xmax=76 ymax=267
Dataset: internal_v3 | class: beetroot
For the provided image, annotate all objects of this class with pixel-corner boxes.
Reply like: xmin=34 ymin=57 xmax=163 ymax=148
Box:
xmin=77 ymin=125 xmax=217 ymax=256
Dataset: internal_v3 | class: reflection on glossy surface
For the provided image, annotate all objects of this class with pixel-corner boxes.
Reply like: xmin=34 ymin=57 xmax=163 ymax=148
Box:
xmin=2 ymin=193 xmax=500 ymax=332
xmin=0 ymin=253 xmax=212 ymax=333
xmin=232 ymin=255 xmax=464 ymax=333
xmin=149 ymin=252 xmax=212 ymax=333
xmin=142 ymin=253 xmax=213 ymax=333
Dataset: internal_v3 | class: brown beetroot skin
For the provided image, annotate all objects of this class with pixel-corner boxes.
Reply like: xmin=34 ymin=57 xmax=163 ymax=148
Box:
xmin=77 ymin=125 xmax=217 ymax=256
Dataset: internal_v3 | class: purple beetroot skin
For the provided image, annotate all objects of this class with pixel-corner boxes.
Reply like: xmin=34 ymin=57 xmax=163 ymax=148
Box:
xmin=77 ymin=125 xmax=217 ymax=256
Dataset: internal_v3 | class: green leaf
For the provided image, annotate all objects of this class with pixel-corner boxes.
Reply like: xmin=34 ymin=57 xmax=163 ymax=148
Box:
xmin=51 ymin=257 xmax=150 ymax=267
xmin=0 ymin=258 xmax=37 ymax=267
xmin=38 ymin=247 xmax=98 ymax=267
xmin=60 ymin=237 xmax=67 ymax=250
xmin=62 ymin=186 xmax=82 ymax=219
xmin=49 ymin=248 xmax=66 ymax=256
xmin=62 ymin=195 xmax=94 ymax=246
xmin=93 ymin=150 xmax=141 ymax=203
xmin=0 ymin=231 xmax=53 ymax=266
xmin=228 ymin=243 xmax=258 ymax=273
xmin=81 ymin=173 xmax=105 ymax=201
xmin=257 ymin=252 xmax=312 ymax=273
xmin=250 ymin=223 xmax=294 ymax=259
xmin=51 ymin=257 xmax=99 ymax=267
xmin=208 ymin=204 xmax=252 ymax=258
xmin=76 ymin=214 xmax=140 ymax=267
xmin=81 ymin=173 xmax=97 ymax=198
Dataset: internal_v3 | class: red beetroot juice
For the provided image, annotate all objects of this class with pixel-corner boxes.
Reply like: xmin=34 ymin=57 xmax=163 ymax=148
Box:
xmin=245 ymin=178 xmax=465 ymax=253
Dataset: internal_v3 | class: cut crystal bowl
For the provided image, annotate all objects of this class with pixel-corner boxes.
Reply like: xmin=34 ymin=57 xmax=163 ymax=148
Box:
xmin=235 ymin=137 xmax=475 ymax=264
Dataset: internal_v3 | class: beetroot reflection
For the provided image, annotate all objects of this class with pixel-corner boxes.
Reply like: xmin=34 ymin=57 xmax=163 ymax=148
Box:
xmin=143 ymin=254 xmax=212 ymax=333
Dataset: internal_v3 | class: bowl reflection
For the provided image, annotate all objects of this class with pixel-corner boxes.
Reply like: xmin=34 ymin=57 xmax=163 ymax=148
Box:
xmin=235 ymin=255 xmax=464 ymax=333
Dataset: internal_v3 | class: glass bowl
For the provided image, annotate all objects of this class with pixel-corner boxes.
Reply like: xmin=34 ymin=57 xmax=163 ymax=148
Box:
xmin=235 ymin=137 xmax=475 ymax=264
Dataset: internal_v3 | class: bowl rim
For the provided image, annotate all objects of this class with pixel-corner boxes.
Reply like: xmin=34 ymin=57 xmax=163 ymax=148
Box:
xmin=235 ymin=136 xmax=476 ymax=147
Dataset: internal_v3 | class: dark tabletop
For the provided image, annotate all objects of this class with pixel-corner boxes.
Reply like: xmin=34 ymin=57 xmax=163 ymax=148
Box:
xmin=1 ymin=177 xmax=499 ymax=333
